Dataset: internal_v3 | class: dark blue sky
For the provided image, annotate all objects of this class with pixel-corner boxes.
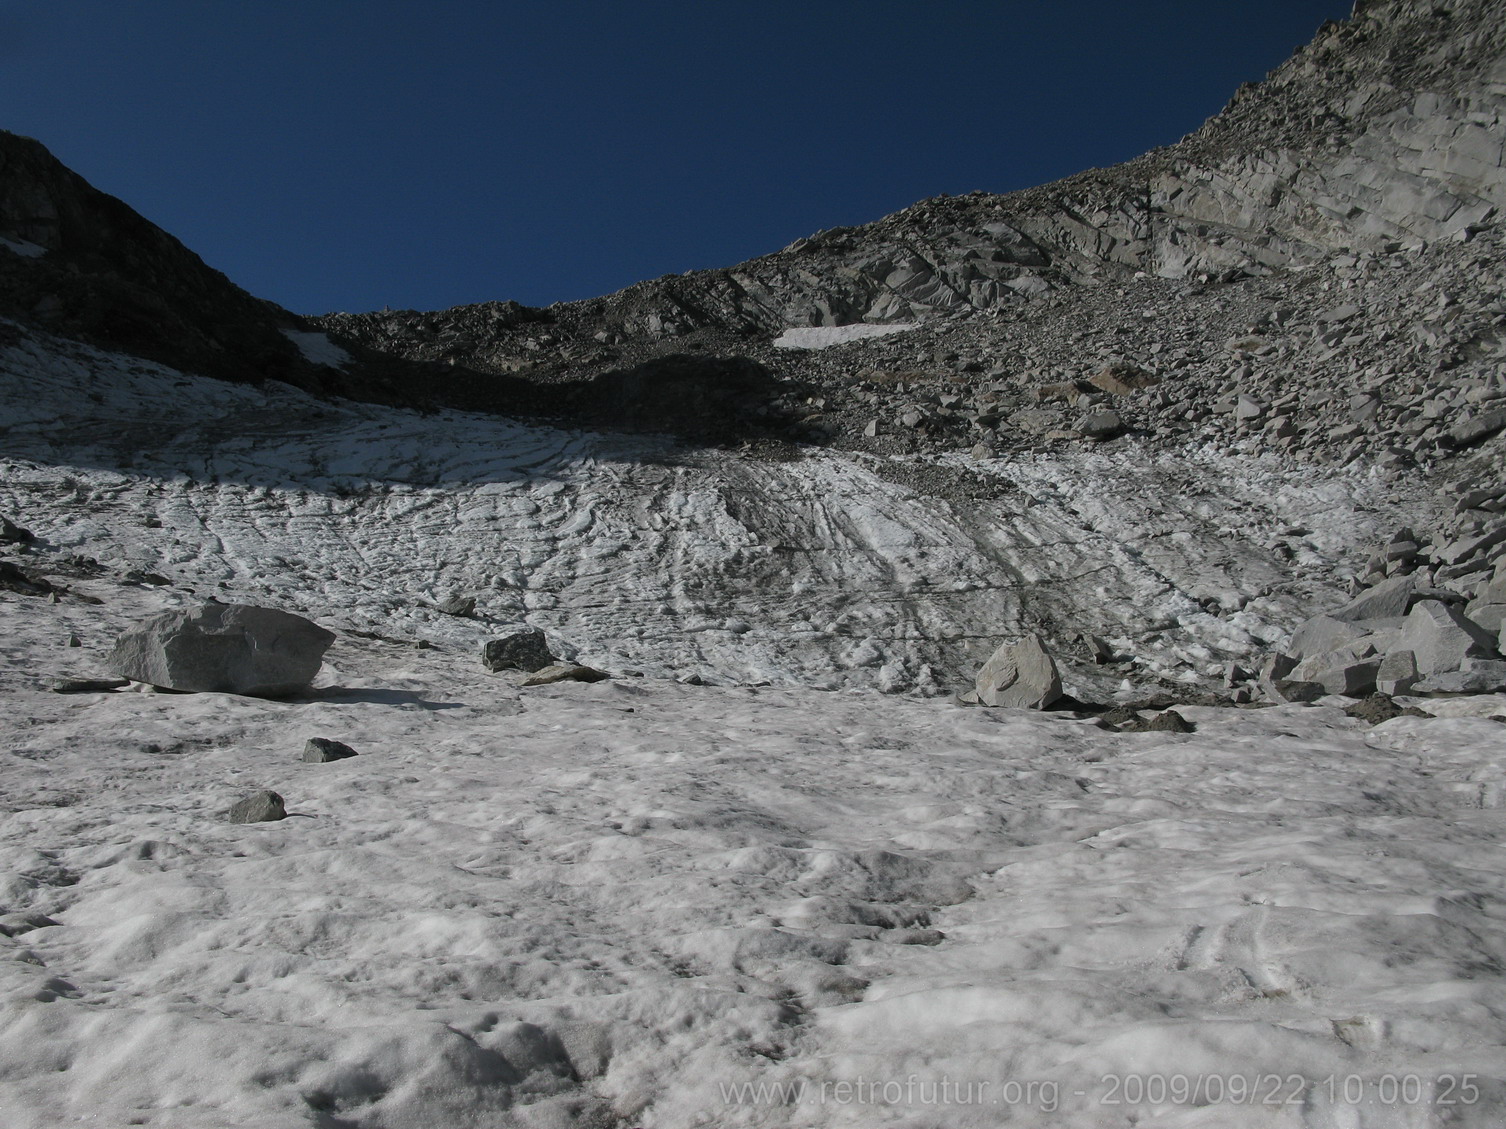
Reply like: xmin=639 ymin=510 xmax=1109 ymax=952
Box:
xmin=1 ymin=1 xmax=1353 ymax=315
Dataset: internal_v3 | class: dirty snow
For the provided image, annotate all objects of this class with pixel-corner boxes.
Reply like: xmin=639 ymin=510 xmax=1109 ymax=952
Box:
xmin=772 ymin=324 xmax=918 ymax=350
xmin=1 ymin=324 xmax=1502 ymax=1128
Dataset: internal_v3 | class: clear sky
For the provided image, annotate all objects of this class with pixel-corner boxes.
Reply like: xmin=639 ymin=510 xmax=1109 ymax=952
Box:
xmin=1 ymin=1 xmax=1354 ymax=315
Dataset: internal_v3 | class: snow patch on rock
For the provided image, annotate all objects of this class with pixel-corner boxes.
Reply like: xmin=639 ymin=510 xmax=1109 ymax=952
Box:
xmin=773 ymin=322 xmax=918 ymax=350
xmin=280 ymin=328 xmax=352 ymax=368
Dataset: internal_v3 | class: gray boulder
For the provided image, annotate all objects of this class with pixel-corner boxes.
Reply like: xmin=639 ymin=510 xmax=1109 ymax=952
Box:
xmin=1265 ymin=679 xmax=1325 ymax=704
xmin=1414 ymin=659 xmax=1506 ymax=694
xmin=975 ymin=634 xmax=1062 ymax=710
xmin=1286 ymin=615 xmax=1367 ymax=660
xmin=0 ymin=516 xmax=34 ymax=544
xmin=108 ymin=604 xmax=333 ymax=696
xmin=1078 ymin=409 xmax=1124 ymax=440
xmin=1397 ymin=600 xmax=1498 ymax=676
xmin=227 ymin=791 xmax=286 ymax=824
xmin=48 ymin=677 xmax=130 ymax=693
xmin=521 ymin=663 xmax=610 ymax=687
xmin=303 ymin=738 xmax=358 ymax=763
xmin=1464 ymin=604 xmax=1506 ymax=635
xmin=1375 ymin=650 xmax=1420 ymax=696
xmin=436 ymin=594 xmax=476 ymax=617
xmin=1330 ymin=575 xmax=1415 ymax=622
xmin=482 ymin=630 xmax=557 ymax=673
xmin=1311 ymin=658 xmax=1382 ymax=698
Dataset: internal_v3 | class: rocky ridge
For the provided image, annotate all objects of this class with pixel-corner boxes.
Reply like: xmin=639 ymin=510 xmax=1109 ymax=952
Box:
xmin=310 ymin=0 xmax=1506 ymax=457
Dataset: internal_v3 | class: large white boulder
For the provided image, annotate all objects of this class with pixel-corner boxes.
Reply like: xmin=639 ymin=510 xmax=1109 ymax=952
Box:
xmin=108 ymin=603 xmax=334 ymax=696
xmin=975 ymin=634 xmax=1062 ymax=710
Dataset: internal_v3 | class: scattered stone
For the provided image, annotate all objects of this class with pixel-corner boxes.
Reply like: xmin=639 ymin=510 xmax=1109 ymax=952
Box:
xmin=1079 ymin=633 xmax=1113 ymax=664
xmin=0 ymin=560 xmax=53 ymax=597
xmin=227 ymin=791 xmax=286 ymax=824
xmin=481 ymin=630 xmax=557 ymax=673
xmin=123 ymin=569 xmax=170 ymax=586
xmin=0 ymin=516 xmax=34 ymax=544
xmin=1078 ymin=409 xmax=1124 ymax=440
xmin=522 ymin=663 xmax=611 ymax=686
xmin=107 ymin=603 xmax=335 ymax=696
xmin=975 ymin=634 xmax=1062 ymax=710
xmin=1120 ymin=709 xmax=1194 ymax=733
xmin=1343 ymin=694 xmax=1428 ymax=726
xmin=303 ymin=738 xmax=359 ymax=763
xmin=436 ymin=595 xmax=476 ymax=617
xmin=48 ymin=677 xmax=130 ymax=693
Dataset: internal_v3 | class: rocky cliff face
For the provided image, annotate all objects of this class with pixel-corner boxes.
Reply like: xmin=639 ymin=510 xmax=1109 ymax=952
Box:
xmin=0 ymin=131 xmax=325 ymax=389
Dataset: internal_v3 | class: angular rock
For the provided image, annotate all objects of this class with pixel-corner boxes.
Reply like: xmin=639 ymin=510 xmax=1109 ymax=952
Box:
xmin=1448 ymin=407 xmax=1506 ymax=448
xmin=1414 ymin=659 xmax=1506 ymax=694
xmin=1266 ymin=679 xmax=1325 ymax=704
xmin=1079 ymin=633 xmax=1112 ymax=664
xmin=975 ymin=634 xmax=1062 ymax=710
xmin=481 ymin=630 xmax=557 ymax=673
xmin=436 ymin=595 xmax=476 ymax=617
xmin=0 ymin=560 xmax=52 ymax=597
xmin=1286 ymin=615 xmax=1367 ymax=660
xmin=108 ymin=604 xmax=334 ymax=696
xmin=0 ymin=516 xmax=34 ymax=544
xmin=1464 ymin=603 xmax=1506 ymax=635
xmin=1375 ymin=649 xmax=1420 ymax=697
xmin=1330 ymin=575 xmax=1415 ymax=622
xmin=1258 ymin=652 xmax=1296 ymax=684
xmin=1078 ymin=409 xmax=1124 ymax=440
xmin=1397 ymin=600 xmax=1498 ymax=675
xmin=522 ymin=663 xmax=610 ymax=687
xmin=1471 ymin=571 xmax=1506 ymax=609
xmin=303 ymin=738 xmax=359 ymax=763
xmin=1311 ymin=658 xmax=1382 ymax=697
xmin=48 ymin=677 xmax=130 ymax=693
xmin=227 ymin=791 xmax=286 ymax=824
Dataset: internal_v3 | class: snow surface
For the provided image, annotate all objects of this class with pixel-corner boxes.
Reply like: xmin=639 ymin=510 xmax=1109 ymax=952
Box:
xmin=0 ymin=324 xmax=1429 ymax=699
xmin=280 ymin=329 xmax=352 ymax=368
xmin=772 ymin=324 xmax=918 ymax=350
xmin=0 ymin=235 xmax=47 ymax=259
xmin=1 ymin=324 xmax=1503 ymax=1127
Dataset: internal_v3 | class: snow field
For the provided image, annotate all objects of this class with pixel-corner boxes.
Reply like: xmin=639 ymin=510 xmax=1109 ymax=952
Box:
xmin=0 ymin=325 xmax=1501 ymax=1126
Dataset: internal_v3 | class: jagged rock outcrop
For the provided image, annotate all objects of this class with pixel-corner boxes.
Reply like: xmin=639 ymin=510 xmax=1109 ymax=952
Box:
xmin=317 ymin=0 xmax=1506 ymax=352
